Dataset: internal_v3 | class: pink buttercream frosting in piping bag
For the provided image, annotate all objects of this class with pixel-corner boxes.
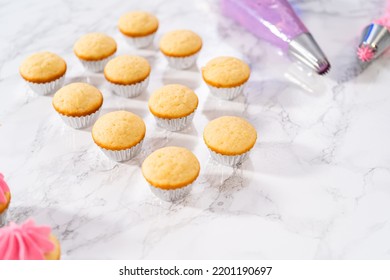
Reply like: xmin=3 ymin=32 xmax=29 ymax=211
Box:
xmin=0 ymin=173 xmax=10 ymax=204
xmin=0 ymin=219 xmax=55 ymax=260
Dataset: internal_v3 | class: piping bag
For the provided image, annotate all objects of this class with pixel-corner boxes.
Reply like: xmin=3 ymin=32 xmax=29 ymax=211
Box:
xmin=221 ymin=0 xmax=331 ymax=75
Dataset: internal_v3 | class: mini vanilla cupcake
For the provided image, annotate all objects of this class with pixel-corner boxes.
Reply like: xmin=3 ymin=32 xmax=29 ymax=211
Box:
xmin=148 ymin=84 xmax=198 ymax=131
xmin=159 ymin=30 xmax=202 ymax=69
xmin=203 ymin=116 xmax=257 ymax=166
xmin=202 ymin=56 xmax=250 ymax=100
xmin=0 ymin=219 xmax=61 ymax=260
xmin=0 ymin=173 xmax=11 ymax=228
xmin=92 ymin=111 xmax=145 ymax=161
xmin=73 ymin=33 xmax=117 ymax=72
xmin=142 ymin=146 xmax=200 ymax=202
xmin=19 ymin=52 xmax=66 ymax=95
xmin=52 ymin=83 xmax=103 ymax=129
xmin=104 ymin=55 xmax=150 ymax=98
xmin=118 ymin=11 xmax=159 ymax=48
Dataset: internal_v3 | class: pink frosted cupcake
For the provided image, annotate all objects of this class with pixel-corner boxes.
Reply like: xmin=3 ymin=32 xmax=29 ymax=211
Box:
xmin=0 ymin=219 xmax=61 ymax=260
xmin=0 ymin=173 xmax=11 ymax=227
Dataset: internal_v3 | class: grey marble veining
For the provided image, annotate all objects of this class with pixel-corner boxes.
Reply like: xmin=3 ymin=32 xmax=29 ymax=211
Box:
xmin=1 ymin=0 xmax=390 ymax=259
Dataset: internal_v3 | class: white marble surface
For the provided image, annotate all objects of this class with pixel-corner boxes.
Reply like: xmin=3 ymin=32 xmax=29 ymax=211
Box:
xmin=1 ymin=0 xmax=390 ymax=259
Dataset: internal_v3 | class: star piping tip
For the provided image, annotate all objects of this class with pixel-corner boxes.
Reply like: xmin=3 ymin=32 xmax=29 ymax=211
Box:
xmin=357 ymin=45 xmax=375 ymax=62
xmin=318 ymin=64 xmax=331 ymax=75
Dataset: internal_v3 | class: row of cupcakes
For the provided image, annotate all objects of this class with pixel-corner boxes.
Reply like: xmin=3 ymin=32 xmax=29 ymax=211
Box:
xmin=51 ymin=82 xmax=257 ymax=163
xmin=19 ymin=50 xmax=250 ymax=101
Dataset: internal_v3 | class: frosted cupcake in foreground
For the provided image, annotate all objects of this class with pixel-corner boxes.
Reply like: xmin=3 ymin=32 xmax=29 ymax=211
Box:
xmin=73 ymin=33 xmax=117 ymax=72
xmin=118 ymin=11 xmax=159 ymax=48
xmin=0 ymin=173 xmax=11 ymax=227
xmin=148 ymin=84 xmax=198 ymax=131
xmin=203 ymin=116 xmax=257 ymax=166
xmin=202 ymin=56 xmax=250 ymax=100
xmin=19 ymin=52 xmax=66 ymax=95
xmin=92 ymin=111 xmax=145 ymax=161
xmin=159 ymin=30 xmax=202 ymax=69
xmin=142 ymin=146 xmax=200 ymax=202
xmin=0 ymin=219 xmax=61 ymax=260
xmin=52 ymin=83 xmax=103 ymax=129
xmin=104 ymin=55 xmax=150 ymax=98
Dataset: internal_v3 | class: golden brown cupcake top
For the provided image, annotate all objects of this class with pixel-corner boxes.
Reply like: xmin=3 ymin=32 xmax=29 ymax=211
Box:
xmin=104 ymin=55 xmax=151 ymax=85
xmin=19 ymin=52 xmax=67 ymax=83
xmin=203 ymin=116 xmax=257 ymax=155
xmin=52 ymin=83 xmax=103 ymax=117
xmin=44 ymin=235 xmax=61 ymax=260
xmin=142 ymin=146 xmax=200 ymax=190
xmin=202 ymin=56 xmax=250 ymax=88
xmin=159 ymin=30 xmax=202 ymax=57
xmin=0 ymin=191 xmax=10 ymax=214
xmin=73 ymin=33 xmax=117 ymax=61
xmin=92 ymin=111 xmax=146 ymax=150
xmin=148 ymin=84 xmax=198 ymax=119
xmin=118 ymin=11 xmax=159 ymax=37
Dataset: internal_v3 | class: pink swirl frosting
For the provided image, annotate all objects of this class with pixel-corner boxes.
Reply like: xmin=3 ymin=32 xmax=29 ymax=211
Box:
xmin=0 ymin=173 xmax=10 ymax=204
xmin=0 ymin=219 xmax=55 ymax=260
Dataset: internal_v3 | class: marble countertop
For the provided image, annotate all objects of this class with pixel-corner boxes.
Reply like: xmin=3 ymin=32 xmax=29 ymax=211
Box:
xmin=1 ymin=0 xmax=390 ymax=259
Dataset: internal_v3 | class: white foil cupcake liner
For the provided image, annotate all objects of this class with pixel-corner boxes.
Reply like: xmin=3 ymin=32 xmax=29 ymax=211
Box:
xmin=124 ymin=33 xmax=156 ymax=48
xmin=78 ymin=54 xmax=115 ymax=73
xmin=0 ymin=209 xmax=8 ymax=228
xmin=58 ymin=108 xmax=101 ymax=129
xmin=164 ymin=52 xmax=199 ymax=70
xmin=108 ymin=76 xmax=149 ymax=98
xmin=208 ymin=148 xmax=251 ymax=166
xmin=98 ymin=140 xmax=143 ymax=162
xmin=154 ymin=111 xmax=196 ymax=131
xmin=149 ymin=183 xmax=193 ymax=202
xmin=207 ymin=82 xmax=246 ymax=100
xmin=26 ymin=75 xmax=65 ymax=95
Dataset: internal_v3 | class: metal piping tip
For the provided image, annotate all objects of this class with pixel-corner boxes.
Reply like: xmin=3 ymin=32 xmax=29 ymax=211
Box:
xmin=358 ymin=23 xmax=390 ymax=62
xmin=288 ymin=33 xmax=331 ymax=75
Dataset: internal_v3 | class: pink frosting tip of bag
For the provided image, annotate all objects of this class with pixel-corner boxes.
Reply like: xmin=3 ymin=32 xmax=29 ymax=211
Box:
xmin=0 ymin=173 xmax=10 ymax=204
xmin=0 ymin=219 xmax=55 ymax=260
xmin=357 ymin=45 xmax=375 ymax=62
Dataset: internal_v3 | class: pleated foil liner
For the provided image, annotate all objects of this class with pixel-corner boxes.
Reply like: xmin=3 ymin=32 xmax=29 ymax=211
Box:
xmin=0 ymin=209 xmax=8 ymax=228
xmin=149 ymin=183 xmax=193 ymax=202
xmin=207 ymin=82 xmax=246 ymax=100
xmin=98 ymin=140 xmax=143 ymax=162
xmin=59 ymin=108 xmax=101 ymax=129
xmin=124 ymin=33 xmax=155 ymax=49
xmin=209 ymin=148 xmax=250 ymax=166
xmin=108 ymin=76 xmax=149 ymax=98
xmin=164 ymin=52 xmax=199 ymax=70
xmin=26 ymin=75 xmax=65 ymax=95
xmin=154 ymin=111 xmax=195 ymax=131
xmin=79 ymin=54 xmax=115 ymax=73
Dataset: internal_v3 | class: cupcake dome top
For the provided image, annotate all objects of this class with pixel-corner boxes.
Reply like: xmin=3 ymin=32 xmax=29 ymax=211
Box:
xmin=19 ymin=52 xmax=67 ymax=83
xmin=104 ymin=55 xmax=151 ymax=85
xmin=118 ymin=11 xmax=159 ymax=37
xmin=52 ymin=83 xmax=103 ymax=117
xmin=202 ymin=56 xmax=250 ymax=88
xmin=148 ymin=84 xmax=198 ymax=119
xmin=92 ymin=111 xmax=146 ymax=150
xmin=73 ymin=33 xmax=117 ymax=61
xmin=142 ymin=146 xmax=200 ymax=190
xmin=203 ymin=116 xmax=257 ymax=155
xmin=159 ymin=30 xmax=202 ymax=57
